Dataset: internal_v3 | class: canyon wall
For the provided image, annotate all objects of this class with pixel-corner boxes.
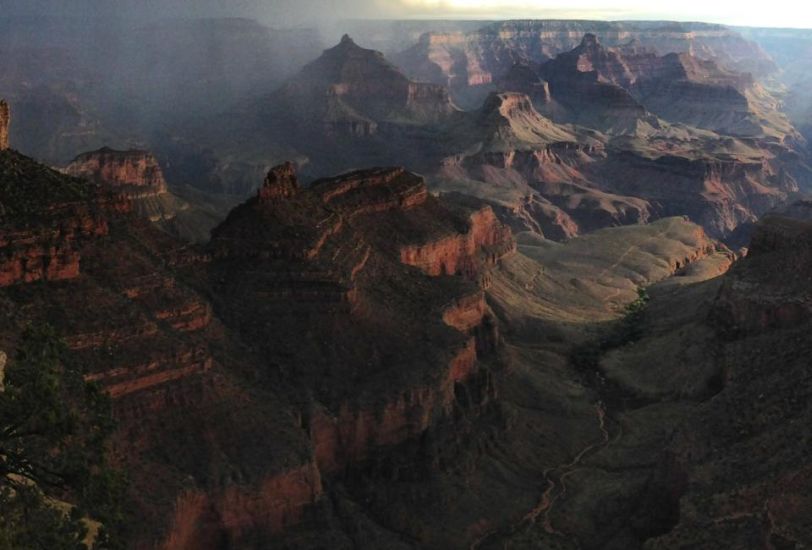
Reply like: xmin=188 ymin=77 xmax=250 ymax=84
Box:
xmin=0 ymin=100 xmax=8 ymax=150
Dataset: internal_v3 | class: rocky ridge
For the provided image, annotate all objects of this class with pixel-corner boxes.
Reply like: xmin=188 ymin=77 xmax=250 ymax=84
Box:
xmin=7 ymin=142 xmax=811 ymax=548
xmin=64 ymin=147 xmax=222 ymax=243
xmin=395 ymin=20 xmax=776 ymax=108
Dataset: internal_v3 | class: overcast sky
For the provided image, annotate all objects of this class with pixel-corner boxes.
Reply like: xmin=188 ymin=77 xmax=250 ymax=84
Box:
xmin=1 ymin=0 xmax=810 ymax=28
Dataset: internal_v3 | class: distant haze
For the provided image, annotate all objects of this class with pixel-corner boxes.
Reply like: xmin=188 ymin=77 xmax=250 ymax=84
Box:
xmin=1 ymin=0 xmax=811 ymax=29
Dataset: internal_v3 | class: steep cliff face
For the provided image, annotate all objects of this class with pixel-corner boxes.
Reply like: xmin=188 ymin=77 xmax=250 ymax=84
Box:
xmin=713 ymin=216 xmax=812 ymax=333
xmin=0 ymin=100 xmax=9 ymax=151
xmin=64 ymin=147 xmax=222 ymax=243
xmin=395 ymin=20 xmax=776 ymax=108
xmin=0 ymin=150 xmax=319 ymax=548
xmin=65 ymin=147 xmax=168 ymax=193
xmin=209 ymin=163 xmax=513 ymax=474
xmin=0 ymin=150 xmax=121 ymax=287
xmin=272 ymin=34 xmax=457 ymax=135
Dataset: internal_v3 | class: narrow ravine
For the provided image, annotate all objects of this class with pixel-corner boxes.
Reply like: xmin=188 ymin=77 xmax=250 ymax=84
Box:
xmin=470 ymin=402 xmax=613 ymax=549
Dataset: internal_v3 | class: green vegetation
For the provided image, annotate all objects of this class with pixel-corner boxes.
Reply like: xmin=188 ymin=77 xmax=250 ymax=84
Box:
xmin=572 ymin=287 xmax=651 ymax=371
xmin=0 ymin=324 xmax=128 ymax=549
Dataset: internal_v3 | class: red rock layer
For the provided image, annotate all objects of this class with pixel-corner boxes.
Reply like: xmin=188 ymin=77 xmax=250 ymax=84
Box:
xmin=209 ymin=163 xmax=511 ymax=479
xmin=310 ymin=336 xmax=479 ymax=474
xmin=160 ymin=463 xmax=323 ymax=550
xmin=258 ymin=161 xmax=299 ymax=202
xmin=0 ymin=99 xmax=9 ymax=151
xmin=0 ymin=199 xmax=119 ymax=287
xmin=0 ymin=150 xmax=324 ymax=548
xmin=65 ymin=147 xmax=168 ymax=193
xmin=400 ymin=206 xmax=515 ymax=277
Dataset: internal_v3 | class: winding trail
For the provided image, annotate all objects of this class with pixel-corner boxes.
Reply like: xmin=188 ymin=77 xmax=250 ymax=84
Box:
xmin=469 ymin=402 xmax=612 ymax=549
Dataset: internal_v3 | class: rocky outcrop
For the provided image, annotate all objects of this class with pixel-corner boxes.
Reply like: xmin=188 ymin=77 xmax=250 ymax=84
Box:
xmin=400 ymin=206 xmax=514 ymax=278
xmin=64 ymin=147 xmax=222 ymax=243
xmin=713 ymin=216 xmax=812 ymax=334
xmin=161 ymin=463 xmax=323 ymax=550
xmin=258 ymin=161 xmax=299 ymax=202
xmin=0 ymin=149 xmax=323 ymax=548
xmin=0 ymin=150 xmax=120 ymax=287
xmin=0 ymin=100 xmax=9 ymax=151
xmin=209 ymin=163 xmax=511 ymax=476
xmin=65 ymin=147 xmax=167 ymax=193
xmin=270 ymin=34 xmax=457 ymax=140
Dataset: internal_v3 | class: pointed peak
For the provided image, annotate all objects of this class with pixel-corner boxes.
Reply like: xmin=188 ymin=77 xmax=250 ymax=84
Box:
xmin=325 ymin=33 xmax=365 ymax=55
xmin=580 ymin=33 xmax=600 ymax=48
xmin=259 ymin=162 xmax=299 ymax=202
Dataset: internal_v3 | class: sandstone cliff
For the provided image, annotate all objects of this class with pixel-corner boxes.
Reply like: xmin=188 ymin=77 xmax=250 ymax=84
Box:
xmin=0 ymin=149 xmax=322 ymax=547
xmin=65 ymin=147 xmax=168 ymax=193
xmin=209 ymin=163 xmax=513 ymax=474
xmin=0 ymin=100 xmax=9 ymax=151
xmin=64 ymin=147 xmax=222 ymax=243
xmin=395 ymin=20 xmax=776 ymax=109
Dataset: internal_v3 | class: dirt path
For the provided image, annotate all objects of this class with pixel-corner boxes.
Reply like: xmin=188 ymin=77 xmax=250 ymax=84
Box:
xmin=469 ymin=402 xmax=612 ymax=549
xmin=596 ymin=226 xmax=671 ymax=307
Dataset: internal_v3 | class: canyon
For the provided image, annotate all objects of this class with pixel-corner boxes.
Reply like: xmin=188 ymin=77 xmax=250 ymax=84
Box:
xmin=1 ymin=12 xmax=812 ymax=550
xmin=3 ymin=126 xmax=810 ymax=547
xmin=179 ymin=30 xmax=809 ymax=248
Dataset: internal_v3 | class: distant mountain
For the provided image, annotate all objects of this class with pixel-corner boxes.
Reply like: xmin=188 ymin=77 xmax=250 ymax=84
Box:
xmin=394 ymin=20 xmax=777 ymax=109
xmin=270 ymin=34 xmax=458 ymax=136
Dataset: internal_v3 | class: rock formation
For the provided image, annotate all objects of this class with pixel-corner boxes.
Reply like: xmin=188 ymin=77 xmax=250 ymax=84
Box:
xmin=713 ymin=215 xmax=812 ymax=333
xmin=208 ymin=163 xmax=513 ymax=475
xmin=65 ymin=147 xmax=167 ymax=192
xmin=0 ymin=148 xmax=321 ymax=547
xmin=0 ymin=150 xmax=122 ymax=287
xmin=272 ymin=34 xmax=457 ymax=136
xmin=64 ymin=147 xmax=222 ymax=243
xmin=258 ymin=161 xmax=299 ymax=201
xmin=633 ymin=216 xmax=812 ymax=548
xmin=0 ymin=100 xmax=9 ymax=151
xmin=6 ymin=143 xmax=812 ymax=547
xmin=395 ymin=20 xmax=776 ymax=108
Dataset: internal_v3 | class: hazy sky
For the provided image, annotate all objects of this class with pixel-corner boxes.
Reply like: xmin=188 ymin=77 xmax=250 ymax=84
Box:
xmin=1 ymin=0 xmax=810 ymax=28
xmin=391 ymin=0 xmax=812 ymax=28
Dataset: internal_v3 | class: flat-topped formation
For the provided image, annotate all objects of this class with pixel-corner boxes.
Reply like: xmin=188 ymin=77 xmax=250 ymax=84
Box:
xmin=65 ymin=147 xmax=168 ymax=193
xmin=64 ymin=147 xmax=222 ymax=243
